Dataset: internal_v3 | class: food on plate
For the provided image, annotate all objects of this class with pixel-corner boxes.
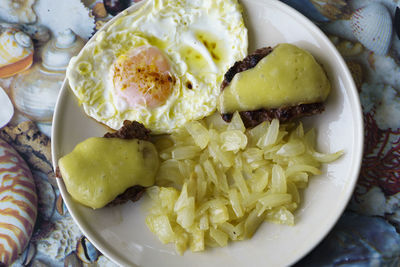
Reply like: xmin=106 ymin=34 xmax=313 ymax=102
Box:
xmin=58 ymin=121 xmax=159 ymax=209
xmin=146 ymin=112 xmax=343 ymax=254
xmin=66 ymin=0 xmax=247 ymax=134
xmin=218 ymin=43 xmax=331 ymax=127
xmin=59 ymin=0 xmax=342 ymax=255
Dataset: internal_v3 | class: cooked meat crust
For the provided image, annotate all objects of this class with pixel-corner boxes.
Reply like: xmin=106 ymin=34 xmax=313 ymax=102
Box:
xmin=220 ymin=47 xmax=325 ymax=128
xmin=107 ymin=185 xmax=145 ymax=207
xmin=221 ymin=47 xmax=273 ymax=91
xmin=222 ymin=103 xmax=325 ymax=128
xmin=103 ymin=120 xmax=151 ymax=141
xmin=104 ymin=120 xmax=150 ymax=206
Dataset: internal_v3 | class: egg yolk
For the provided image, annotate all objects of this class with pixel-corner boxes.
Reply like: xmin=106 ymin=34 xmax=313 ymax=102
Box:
xmin=113 ymin=45 xmax=174 ymax=108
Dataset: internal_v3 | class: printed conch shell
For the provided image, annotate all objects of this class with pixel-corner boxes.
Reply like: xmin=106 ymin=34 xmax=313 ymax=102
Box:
xmin=10 ymin=29 xmax=85 ymax=122
xmin=41 ymin=29 xmax=86 ymax=71
xmin=351 ymin=3 xmax=393 ymax=56
xmin=0 ymin=28 xmax=34 ymax=78
xmin=0 ymin=138 xmax=37 ymax=266
xmin=0 ymin=0 xmax=37 ymax=24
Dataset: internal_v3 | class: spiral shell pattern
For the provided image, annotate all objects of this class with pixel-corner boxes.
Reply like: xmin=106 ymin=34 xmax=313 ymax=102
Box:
xmin=0 ymin=138 xmax=37 ymax=266
xmin=0 ymin=28 xmax=34 ymax=78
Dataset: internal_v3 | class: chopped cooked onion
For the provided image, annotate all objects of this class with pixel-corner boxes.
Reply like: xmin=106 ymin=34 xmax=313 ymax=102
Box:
xmin=146 ymin=112 xmax=343 ymax=254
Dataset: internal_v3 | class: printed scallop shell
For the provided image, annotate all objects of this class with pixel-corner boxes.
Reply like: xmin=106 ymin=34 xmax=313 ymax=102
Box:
xmin=10 ymin=64 xmax=64 ymax=122
xmin=0 ymin=138 xmax=37 ymax=266
xmin=351 ymin=3 xmax=393 ymax=56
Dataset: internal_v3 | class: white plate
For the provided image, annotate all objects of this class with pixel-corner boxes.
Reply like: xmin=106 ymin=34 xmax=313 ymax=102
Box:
xmin=52 ymin=0 xmax=364 ymax=266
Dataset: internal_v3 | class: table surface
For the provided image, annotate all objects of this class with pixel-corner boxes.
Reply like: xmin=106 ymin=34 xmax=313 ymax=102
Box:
xmin=0 ymin=0 xmax=399 ymax=266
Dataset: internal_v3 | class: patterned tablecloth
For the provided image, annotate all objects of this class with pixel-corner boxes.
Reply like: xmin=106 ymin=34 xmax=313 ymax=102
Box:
xmin=0 ymin=0 xmax=399 ymax=266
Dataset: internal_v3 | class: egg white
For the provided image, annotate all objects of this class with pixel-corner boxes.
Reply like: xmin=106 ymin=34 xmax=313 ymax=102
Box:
xmin=67 ymin=0 xmax=248 ymax=134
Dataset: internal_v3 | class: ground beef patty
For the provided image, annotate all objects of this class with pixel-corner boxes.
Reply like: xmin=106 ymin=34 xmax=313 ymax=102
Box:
xmin=55 ymin=120 xmax=151 ymax=207
xmin=103 ymin=120 xmax=151 ymax=141
xmin=220 ymin=47 xmax=325 ymax=128
xmin=103 ymin=120 xmax=150 ymax=206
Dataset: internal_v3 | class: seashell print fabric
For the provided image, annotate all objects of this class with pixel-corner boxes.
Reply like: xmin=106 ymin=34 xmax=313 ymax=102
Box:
xmin=351 ymin=3 xmax=393 ymax=56
xmin=0 ymin=29 xmax=33 ymax=68
xmin=0 ymin=0 xmax=399 ymax=266
xmin=0 ymin=138 xmax=37 ymax=266
xmin=0 ymin=29 xmax=33 ymax=78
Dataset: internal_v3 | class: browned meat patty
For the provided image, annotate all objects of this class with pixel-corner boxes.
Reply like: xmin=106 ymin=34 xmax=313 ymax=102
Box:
xmin=222 ymin=103 xmax=324 ymax=128
xmin=221 ymin=47 xmax=273 ymax=91
xmin=103 ymin=120 xmax=151 ymax=141
xmin=107 ymin=184 xmax=146 ymax=207
xmin=103 ymin=120 xmax=151 ymax=206
xmin=220 ymin=47 xmax=325 ymax=128
xmin=56 ymin=120 xmax=151 ymax=207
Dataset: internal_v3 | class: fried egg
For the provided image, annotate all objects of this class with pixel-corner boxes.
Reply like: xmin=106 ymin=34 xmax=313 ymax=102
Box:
xmin=67 ymin=0 xmax=248 ymax=134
